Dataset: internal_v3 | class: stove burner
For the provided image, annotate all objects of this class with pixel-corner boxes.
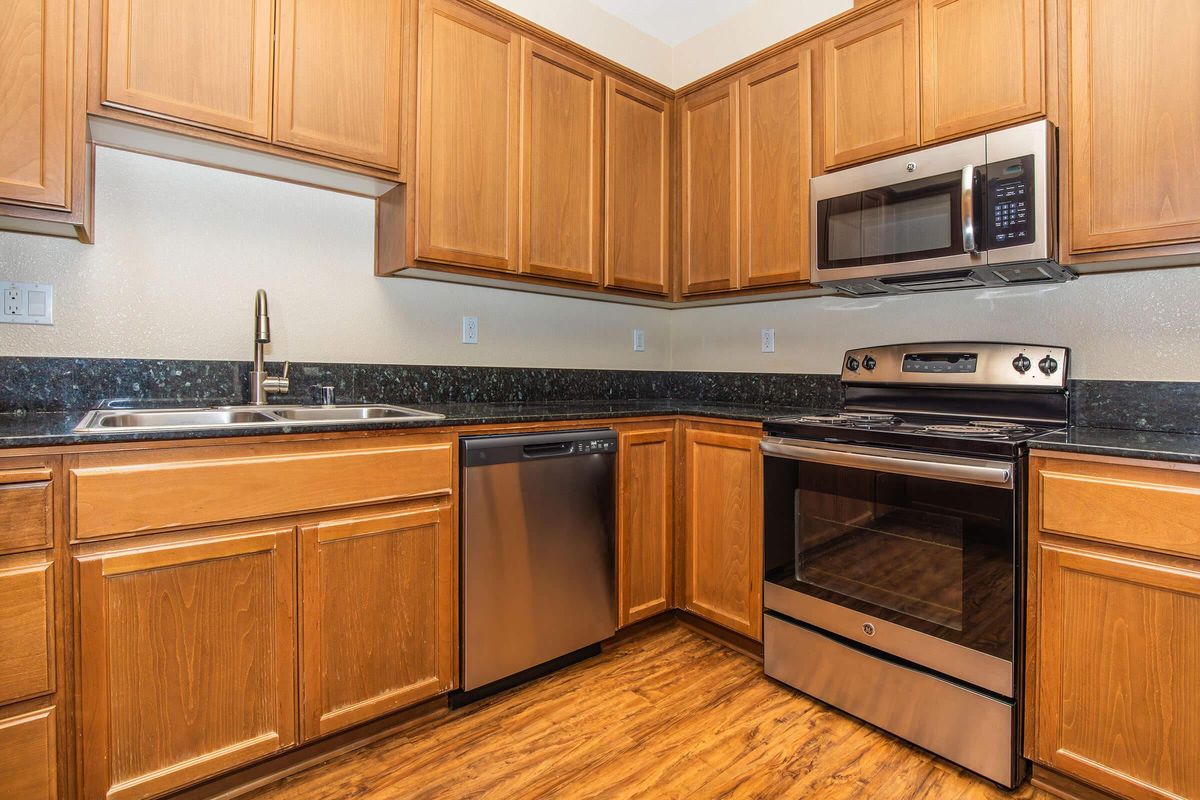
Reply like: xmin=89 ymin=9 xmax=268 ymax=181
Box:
xmin=792 ymin=412 xmax=899 ymax=425
xmin=919 ymin=420 xmax=1034 ymax=438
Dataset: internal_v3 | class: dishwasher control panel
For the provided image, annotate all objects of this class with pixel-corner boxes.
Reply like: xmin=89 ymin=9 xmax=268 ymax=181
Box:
xmin=578 ymin=439 xmax=617 ymax=454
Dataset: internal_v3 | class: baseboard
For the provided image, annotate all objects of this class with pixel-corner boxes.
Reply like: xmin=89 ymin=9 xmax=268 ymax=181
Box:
xmin=672 ymin=609 xmax=764 ymax=661
xmin=1030 ymin=764 xmax=1121 ymax=800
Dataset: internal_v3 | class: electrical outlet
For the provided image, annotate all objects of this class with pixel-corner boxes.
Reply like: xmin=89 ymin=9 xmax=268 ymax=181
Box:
xmin=462 ymin=316 xmax=479 ymax=344
xmin=1 ymin=282 xmax=53 ymax=325
xmin=761 ymin=328 xmax=775 ymax=353
xmin=3 ymin=289 xmax=20 ymax=316
xmin=633 ymin=329 xmax=645 ymax=352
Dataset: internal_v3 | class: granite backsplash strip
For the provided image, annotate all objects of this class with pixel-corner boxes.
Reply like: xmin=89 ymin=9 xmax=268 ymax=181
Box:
xmin=1069 ymin=380 xmax=1200 ymax=435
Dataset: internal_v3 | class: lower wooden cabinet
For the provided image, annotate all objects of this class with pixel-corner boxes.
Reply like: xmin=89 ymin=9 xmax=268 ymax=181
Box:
xmin=616 ymin=424 xmax=674 ymax=626
xmin=681 ymin=423 xmax=763 ymax=641
xmin=0 ymin=558 xmax=54 ymax=706
xmin=0 ymin=705 xmax=57 ymax=800
xmin=76 ymin=527 xmax=297 ymax=800
xmin=300 ymin=503 xmax=456 ymax=740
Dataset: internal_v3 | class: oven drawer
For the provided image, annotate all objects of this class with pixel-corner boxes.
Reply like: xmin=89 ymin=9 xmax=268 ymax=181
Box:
xmin=764 ymin=613 xmax=1018 ymax=787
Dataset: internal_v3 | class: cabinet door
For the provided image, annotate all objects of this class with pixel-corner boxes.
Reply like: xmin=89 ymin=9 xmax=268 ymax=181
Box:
xmin=1034 ymin=541 xmax=1200 ymax=799
xmin=0 ymin=706 xmax=57 ymax=800
xmin=77 ymin=528 xmax=297 ymax=800
xmin=0 ymin=559 xmax=54 ymax=706
xmin=415 ymin=0 xmax=519 ymax=271
xmin=617 ymin=427 xmax=674 ymax=626
xmin=519 ymin=40 xmax=602 ymax=284
xmin=103 ymin=0 xmax=274 ymax=139
xmin=1068 ymin=0 xmax=1200 ymax=254
xmin=604 ymin=79 xmax=670 ymax=294
xmin=274 ymin=0 xmax=407 ymax=170
xmin=920 ymin=0 xmax=1043 ymax=144
xmin=0 ymin=0 xmax=70 ymax=207
xmin=739 ymin=48 xmax=814 ymax=288
xmin=300 ymin=505 xmax=455 ymax=740
xmin=681 ymin=82 xmax=739 ymax=295
xmin=682 ymin=426 xmax=763 ymax=640
xmin=821 ymin=0 xmax=919 ymax=169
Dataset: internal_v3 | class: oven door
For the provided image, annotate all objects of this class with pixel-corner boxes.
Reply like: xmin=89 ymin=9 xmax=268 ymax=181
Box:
xmin=761 ymin=438 xmax=1020 ymax=697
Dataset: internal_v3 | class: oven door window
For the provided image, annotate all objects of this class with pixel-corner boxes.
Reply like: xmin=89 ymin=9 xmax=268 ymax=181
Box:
xmin=765 ymin=459 xmax=1015 ymax=660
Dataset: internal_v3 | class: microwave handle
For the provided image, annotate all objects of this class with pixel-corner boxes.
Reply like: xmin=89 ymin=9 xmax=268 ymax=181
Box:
xmin=962 ymin=165 xmax=979 ymax=254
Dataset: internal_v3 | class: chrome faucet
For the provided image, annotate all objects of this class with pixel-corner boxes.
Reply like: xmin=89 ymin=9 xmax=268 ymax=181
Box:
xmin=249 ymin=289 xmax=289 ymax=405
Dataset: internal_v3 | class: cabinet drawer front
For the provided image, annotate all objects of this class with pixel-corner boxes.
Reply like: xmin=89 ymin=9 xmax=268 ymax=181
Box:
xmin=0 ymin=468 xmax=53 ymax=554
xmin=0 ymin=560 xmax=54 ymax=705
xmin=0 ymin=706 xmax=57 ymax=800
xmin=1040 ymin=467 xmax=1200 ymax=558
xmin=70 ymin=439 xmax=453 ymax=540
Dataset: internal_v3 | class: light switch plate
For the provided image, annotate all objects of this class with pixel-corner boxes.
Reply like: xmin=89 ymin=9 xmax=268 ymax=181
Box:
xmin=633 ymin=329 xmax=645 ymax=352
xmin=761 ymin=328 xmax=775 ymax=353
xmin=1 ymin=282 xmax=53 ymax=325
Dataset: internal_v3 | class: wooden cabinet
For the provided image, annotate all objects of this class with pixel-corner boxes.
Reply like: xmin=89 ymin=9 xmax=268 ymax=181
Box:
xmin=0 ymin=559 xmax=54 ymax=707
xmin=1028 ymin=454 xmax=1200 ymax=799
xmin=739 ymin=48 xmax=815 ymax=288
xmin=519 ymin=40 xmax=603 ymax=284
xmin=0 ymin=706 xmax=57 ymax=800
xmin=604 ymin=79 xmax=671 ymax=295
xmin=77 ymin=528 xmax=297 ymax=800
xmin=415 ymin=0 xmax=520 ymax=271
xmin=300 ymin=504 xmax=455 ymax=740
xmin=1066 ymin=0 xmax=1200 ymax=256
xmin=274 ymin=0 xmax=408 ymax=170
xmin=919 ymin=0 xmax=1043 ymax=144
xmin=102 ymin=0 xmax=275 ymax=139
xmin=681 ymin=81 xmax=740 ymax=295
xmin=681 ymin=423 xmax=763 ymax=640
xmin=821 ymin=0 xmax=919 ymax=169
xmin=0 ymin=465 xmax=54 ymax=554
xmin=616 ymin=425 xmax=674 ymax=626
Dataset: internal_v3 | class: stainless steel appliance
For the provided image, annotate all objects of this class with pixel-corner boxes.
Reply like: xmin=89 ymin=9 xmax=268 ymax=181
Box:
xmin=761 ymin=342 xmax=1070 ymax=787
xmin=811 ymin=120 xmax=1074 ymax=295
xmin=459 ymin=429 xmax=617 ymax=702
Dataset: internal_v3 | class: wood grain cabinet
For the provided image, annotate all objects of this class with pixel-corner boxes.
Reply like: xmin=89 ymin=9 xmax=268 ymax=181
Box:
xmin=616 ymin=425 xmax=674 ymax=626
xmin=604 ymin=79 xmax=671 ymax=295
xmin=76 ymin=528 xmax=297 ymax=800
xmin=1065 ymin=0 xmax=1200 ymax=257
xmin=274 ymin=0 xmax=408 ymax=171
xmin=820 ymin=0 xmax=919 ymax=170
xmin=681 ymin=423 xmax=763 ymax=641
xmin=681 ymin=81 xmax=740 ymax=295
xmin=0 ymin=558 xmax=55 ymax=708
xmin=919 ymin=0 xmax=1043 ymax=144
xmin=0 ymin=706 xmax=57 ymax=800
xmin=300 ymin=504 xmax=455 ymax=740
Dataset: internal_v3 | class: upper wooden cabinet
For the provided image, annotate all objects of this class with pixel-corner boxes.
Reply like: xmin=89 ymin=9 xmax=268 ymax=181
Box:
xmin=919 ymin=0 xmax=1043 ymax=144
xmin=604 ymin=79 xmax=671 ymax=295
xmin=519 ymin=40 xmax=603 ymax=285
xmin=681 ymin=81 xmax=740 ymax=295
xmin=102 ymin=0 xmax=275 ymax=139
xmin=274 ymin=0 xmax=407 ymax=171
xmin=415 ymin=0 xmax=520 ymax=271
xmin=821 ymin=0 xmax=920 ymax=170
xmin=1066 ymin=0 xmax=1200 ymax=256
xmin=616 ymin=425 xmax=674 ymax=627
xmin=739 ymin=48 xmax=814 ymax=288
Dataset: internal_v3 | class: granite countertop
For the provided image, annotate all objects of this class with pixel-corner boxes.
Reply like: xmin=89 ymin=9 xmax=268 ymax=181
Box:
xmin=1030 ymin=427 xmax=1200 ymax=465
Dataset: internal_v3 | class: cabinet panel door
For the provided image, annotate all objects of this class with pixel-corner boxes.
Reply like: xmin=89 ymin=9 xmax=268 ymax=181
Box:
xmin=740 ymin=49 xmax=814 ymax=288
xmin=1068 ymin=0 xmax=1200 ymax=253
xmin=920 ymin=0 xmax=1043 ymax=144
xmin=0 ymin=0 xmax=70 ymax=207
xmin=617 ymin=427 xmax=674 ymax=626
xmin=519 ymin=40 xmax=602 ymax=284
xmin=78 ymin=528 xmax=297 ymax=800
xmin=683 ymin=427 xmax=762 ymax=640
xmin=0 ymin=559 xmax=54 ymax=706
xmin=300 ymin=504 xmax=455 ymax=740
xmin=415 ymin=0 xmax=519 ymax=271
xmin=0 ymin=706 xmax=57 ymax=800
xmin=103 ymin=0 xmax=274 ymax=139
xmin=682 ymin=82 xmax=739 ymax=295
xmin=1035 ymin=541 xmax=1200 ymax=799
xmin=274 ymin=0 xmax=407 ymax=170
xmin=604 ymin=79 xmax=670 ymax=295
xmin=821 ymin=0 xmax=919 ymax=169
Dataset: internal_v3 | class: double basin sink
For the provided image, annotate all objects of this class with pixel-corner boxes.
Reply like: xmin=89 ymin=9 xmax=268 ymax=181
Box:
xmin=74 ymin=404 xmax=446 ymax=433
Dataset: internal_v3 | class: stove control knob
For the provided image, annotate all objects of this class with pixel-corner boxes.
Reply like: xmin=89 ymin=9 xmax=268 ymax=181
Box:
xmin=845 ymin=356 xmax=860 ymax=372
xmin=1039 ymin=356 xmax=1059 ymax=375
xmin=862 ymin=355 xmax=877 ymax=371
xmin=1012 ymin=355 xmax=1032 ymax=374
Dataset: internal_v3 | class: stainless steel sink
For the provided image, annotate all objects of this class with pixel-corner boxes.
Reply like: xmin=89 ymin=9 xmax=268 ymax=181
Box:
xmin=74 ymin=404 xmax=445 ymax=433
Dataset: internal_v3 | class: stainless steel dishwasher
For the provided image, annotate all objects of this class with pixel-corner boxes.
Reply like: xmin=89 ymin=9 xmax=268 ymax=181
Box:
xmin=458 ymin=429 xmax=617 ymax=703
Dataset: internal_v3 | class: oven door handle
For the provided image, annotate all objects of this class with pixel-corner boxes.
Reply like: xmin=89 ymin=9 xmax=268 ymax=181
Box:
xmin=760 ymin=438 xmax=1013 ymax=487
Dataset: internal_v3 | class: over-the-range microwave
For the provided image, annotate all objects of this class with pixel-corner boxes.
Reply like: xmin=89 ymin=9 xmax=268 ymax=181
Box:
xmin=810 ymin=120 xmax=1075 ymax=296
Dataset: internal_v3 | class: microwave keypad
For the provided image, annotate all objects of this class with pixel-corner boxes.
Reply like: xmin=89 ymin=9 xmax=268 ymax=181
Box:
xmin=986 ymin=156 xmax=1035 ymax=248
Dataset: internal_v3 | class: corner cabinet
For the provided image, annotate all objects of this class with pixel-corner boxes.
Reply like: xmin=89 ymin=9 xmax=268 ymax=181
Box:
xmin=616 ymin=424 xmax=675 ymax=626
xmin=681 ymin=81 xmax=740 ymax=295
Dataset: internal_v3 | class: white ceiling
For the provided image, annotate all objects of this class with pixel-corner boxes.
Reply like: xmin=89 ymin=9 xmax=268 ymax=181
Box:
xmin=587 ymin=0 xmax=758 ymax=46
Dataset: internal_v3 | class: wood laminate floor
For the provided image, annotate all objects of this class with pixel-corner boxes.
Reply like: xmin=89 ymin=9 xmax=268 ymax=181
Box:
xmin=250 ymin=622 xmax=1050 ymax=799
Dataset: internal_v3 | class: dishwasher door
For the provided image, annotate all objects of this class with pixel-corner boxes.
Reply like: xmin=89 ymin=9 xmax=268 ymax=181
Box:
xmin=461 ymin=429 xmax=617 ymax=691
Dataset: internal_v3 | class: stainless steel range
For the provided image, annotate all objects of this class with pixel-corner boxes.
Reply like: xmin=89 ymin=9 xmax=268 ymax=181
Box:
xmin=760 ymin=342 xmax=1069 ymax=787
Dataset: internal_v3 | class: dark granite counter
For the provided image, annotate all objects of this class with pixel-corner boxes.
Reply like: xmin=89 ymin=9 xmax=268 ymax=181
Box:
xmin=1031 ymin=427 xmax=1200 ymax=466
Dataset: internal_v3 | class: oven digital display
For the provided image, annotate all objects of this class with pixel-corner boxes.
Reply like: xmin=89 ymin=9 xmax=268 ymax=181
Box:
xmin=902 ymin=353 xmax=978 ymax=373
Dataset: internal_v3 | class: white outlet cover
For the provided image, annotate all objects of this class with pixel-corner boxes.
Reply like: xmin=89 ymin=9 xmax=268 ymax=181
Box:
xmin=761 ymin=328 xmax=775 ymax=353
xmin=1 ymin=282 xmax=53 ymax=326
xmin=633 ymin=329 xmax=646 ymax=352
xmin=462 ymin=316 xmax=479 ymax=344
